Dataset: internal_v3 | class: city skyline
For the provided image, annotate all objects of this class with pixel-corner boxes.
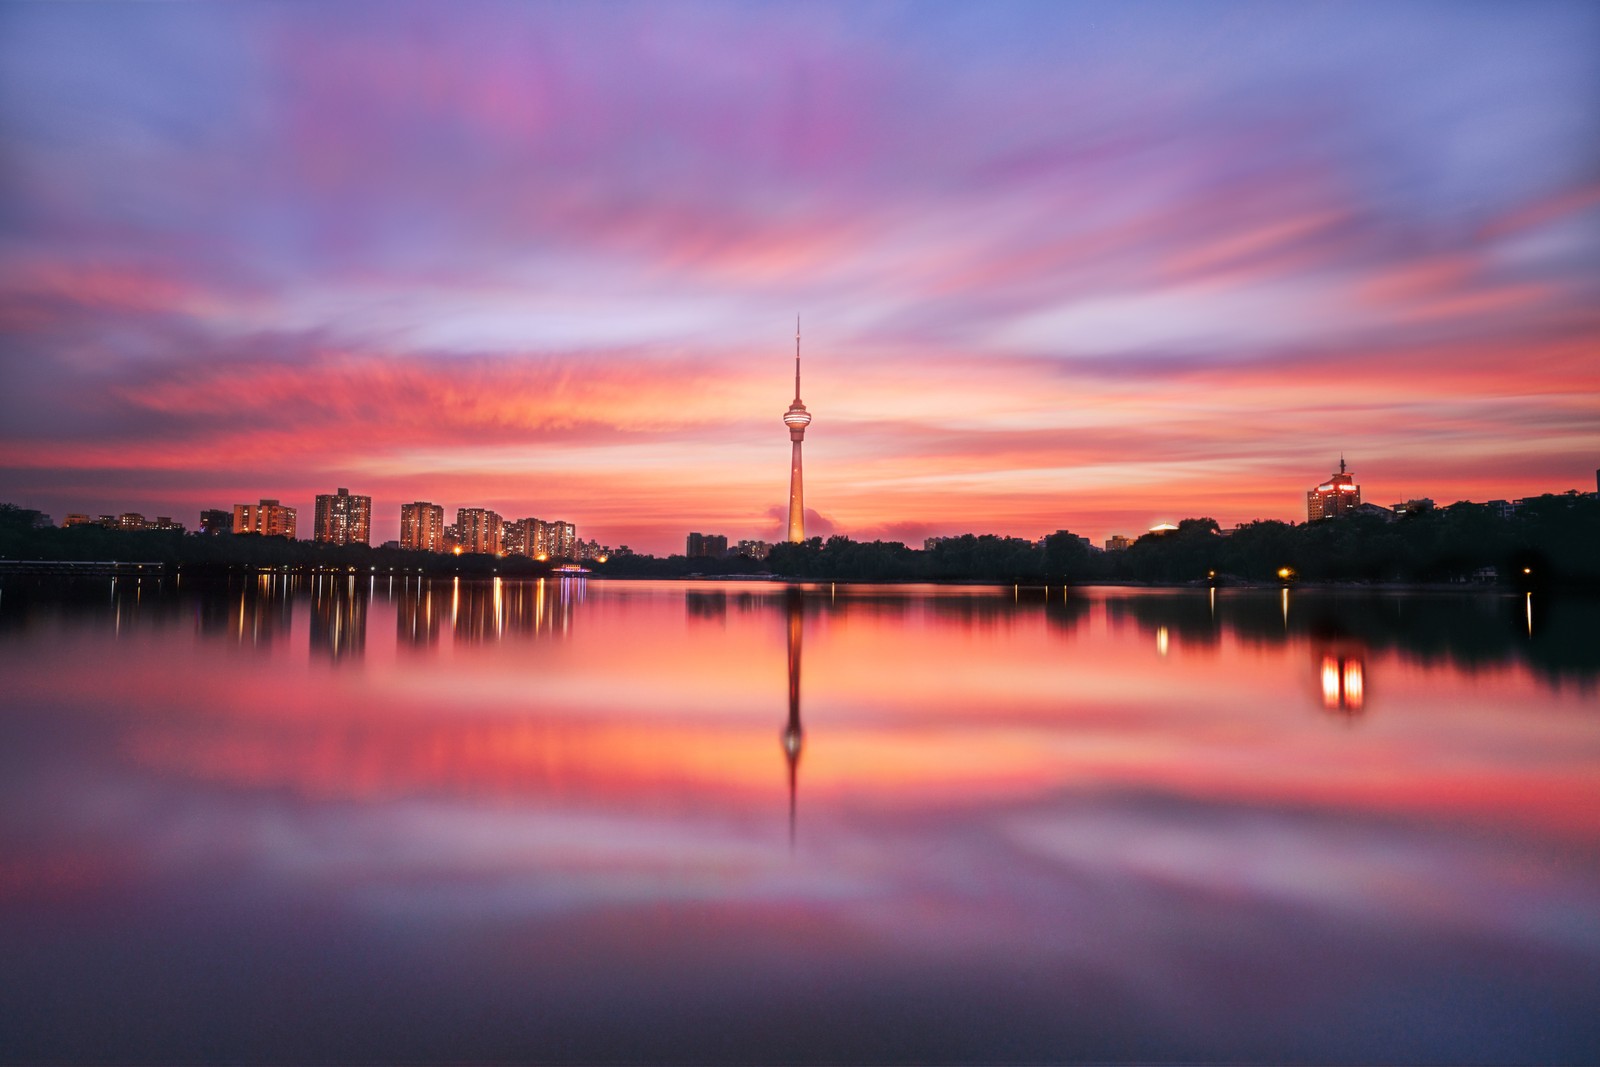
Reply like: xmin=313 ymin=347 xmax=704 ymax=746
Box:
xmin=1 ymin=3 xmax=1597 ymax=555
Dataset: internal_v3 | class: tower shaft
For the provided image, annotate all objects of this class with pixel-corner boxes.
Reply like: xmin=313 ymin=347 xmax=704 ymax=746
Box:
xmin=787 ymin=438 xmax=805 ymax=541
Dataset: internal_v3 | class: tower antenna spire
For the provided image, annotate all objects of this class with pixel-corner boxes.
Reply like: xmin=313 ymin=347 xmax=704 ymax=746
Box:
xmin=794 ymin=315 xmax=802 ymax=403
xmin=1340 ymin=454 xmax=1346 ymax=475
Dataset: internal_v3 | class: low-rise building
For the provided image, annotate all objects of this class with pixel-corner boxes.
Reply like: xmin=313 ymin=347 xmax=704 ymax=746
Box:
xmin=234 ymin=499 xmax=297 ymax=538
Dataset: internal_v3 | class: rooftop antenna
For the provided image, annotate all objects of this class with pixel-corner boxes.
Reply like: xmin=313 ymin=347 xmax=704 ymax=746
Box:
xmin=794 ymin=315 xmax=802 ymax=403
xmin=1340 ymin=454 xmax=1347 ymax=475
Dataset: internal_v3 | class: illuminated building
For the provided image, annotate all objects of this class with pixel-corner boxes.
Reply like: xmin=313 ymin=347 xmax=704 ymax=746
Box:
xmin=782 ymin=318 xmax=813 ymax=542
xmin=501 ymin=519 xmax=524 ymax=556
xmin=312 ymin=487 xmax=372 ymax=546
xmin=575 ymin=539 xmax=609 ymax=563
xmin=738 ymin=539 xmax=773 ymax=560
xmin=1307 ymin=457 xmax=1362 ymax=521
xmin=1105 ymin=535 xmax=1134 ymax=551
xmin=455 ymin=507 xmax=503 ymax=555
xmin=199 ymin=509 xmax=233 ymax=535
xmin=149 ymin=516 xmax=183 ymax=532
xmin=233 ymin=499 xmax=297 ymax=538
xmin=117 ymin=513 xmax=146 ymax=531
xmin=400 ymin=502 xmax=445 ymax=552
xmin=687 ymin=532 xmax=728 ymax=558
xmin=63 ymin=513 xmax=93 ymax=527
xmin=1391 ymin=498 xmax=1434 ymax=518
xmin=1148 ymin=523 xmax=1178 ymax=535
xmin=549 ymin=520 xmax=577 ymax=559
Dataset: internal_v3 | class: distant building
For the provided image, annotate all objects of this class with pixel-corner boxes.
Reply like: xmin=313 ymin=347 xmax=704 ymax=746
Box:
xmin=550 ymin=520 xmax=577 ymax=559
xmin=312 ymin=487 xmax=372 ymax=546
xmin=149 ymin=516 xmax=184 ymax=532
xmin=117 ymin=512 xmax=146 ymax=531
xmin=501 ymin=519 xmax=525 ymax=556
xmin=63 ymin=513 xmax=93 ymax=528
xmin=1105 ymin=535 xmax=1134 ymax=552
xmin=687 ymin=532 xmax=728 ymax=558
xmin=199 ymin=509 xmax=233 ymax=535
xmin=234 ymin=499 xmax=297 ymax=538
xmin=455 ymin=507 xmax=504 ymax=555
xmin=512 ymin=518 xmax=579 ymax=559
xmin=504 ymin=517 xmax=538 ymax=558
xmin=1391 ymin=498 xmax=1434 ymax=518
xmin=400 ymin=502 xmax=446 ymax=552
xmin=737 ymin=539 xmax=773 ymax=560
xmin=1351 ymin=502 xmax=1395 ymax=522
xmin=1307 ymin=458 xmax=1361 ymax=521
xmin=1148 ymin=523 xmax=1179 ymax=535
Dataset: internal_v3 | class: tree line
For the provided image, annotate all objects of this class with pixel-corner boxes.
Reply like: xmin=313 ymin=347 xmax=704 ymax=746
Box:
xmin=7 ymin=493 xmax=1597 ymax=586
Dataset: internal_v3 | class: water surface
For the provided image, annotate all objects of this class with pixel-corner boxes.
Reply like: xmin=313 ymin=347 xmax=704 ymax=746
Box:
xmin=2 ymin=576 xmax=1597 ymax=1063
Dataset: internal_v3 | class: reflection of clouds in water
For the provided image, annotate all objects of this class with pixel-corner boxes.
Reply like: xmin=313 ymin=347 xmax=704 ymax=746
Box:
xmin=1001 ymin=800 xmax=1600 ymax=954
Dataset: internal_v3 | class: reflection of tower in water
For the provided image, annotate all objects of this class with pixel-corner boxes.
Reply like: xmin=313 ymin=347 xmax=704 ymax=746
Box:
xmin=782 ymin=588 xmax=804 ymax=847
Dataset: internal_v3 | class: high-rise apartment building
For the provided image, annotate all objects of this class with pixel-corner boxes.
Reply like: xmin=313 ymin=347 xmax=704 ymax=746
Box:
xmin=550 ymin=520 xmax=576 ymax=559
xmin=687 ymin=532 xmax=728 ymax=558
xmin=400 ymin=502 xmax=446 ymax=552
xmin=455 ymin=507 xmax=503 ymax=555
xmin=199 ymin=509 xmax=233 ymax=535
xmin=1105 ymin=535 xmax=1134 ymax=552
xmin=1307 ymin=458 xmax=1362 ymax=522
xmin=312 ymin=487 xmax=372 ymax=546
xmin=233 ymin=499 xmax=297 ymax=538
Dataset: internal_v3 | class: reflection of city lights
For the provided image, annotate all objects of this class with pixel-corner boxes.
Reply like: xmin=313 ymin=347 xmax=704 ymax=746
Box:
xmin=1343 ymin=661 xmax=1363 ymax=709
xmin=1156 ymin=626 xmax=1169 ymax=656
xmin=1526 ymin=592 xmax=1533 ymax=637
xmin=1320 ymin=655 xmax=1365 ymax=712
xmin=1321 ymin=657 xmax=1341 ymax=706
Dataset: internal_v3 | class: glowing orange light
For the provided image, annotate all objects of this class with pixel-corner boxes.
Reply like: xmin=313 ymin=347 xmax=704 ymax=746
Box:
xmin=1342 ymin=661 xmax=1364 ymax=710
xmin=1277 ymin=567 xmax=1293 ymax=580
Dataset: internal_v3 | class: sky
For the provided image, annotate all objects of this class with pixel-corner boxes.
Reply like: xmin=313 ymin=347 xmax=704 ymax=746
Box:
xmin=1 ymin=1 xmax=1597 ymax=554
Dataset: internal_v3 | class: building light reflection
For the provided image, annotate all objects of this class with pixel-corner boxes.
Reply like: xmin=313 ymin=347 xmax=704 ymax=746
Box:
xmin=1320 ymin=654 xmax=1365 ymax=713
xmin=1156 ymin=625 xmax=1169 ymax=657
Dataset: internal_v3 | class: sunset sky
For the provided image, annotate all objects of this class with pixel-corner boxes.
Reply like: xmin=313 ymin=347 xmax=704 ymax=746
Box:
xmin=2 ymin=1 xmax=1597 ymax=553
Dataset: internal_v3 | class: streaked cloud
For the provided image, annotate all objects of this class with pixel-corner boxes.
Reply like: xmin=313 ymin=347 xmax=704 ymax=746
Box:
xmin=1 ymin=1 xmax=1596 ymax=549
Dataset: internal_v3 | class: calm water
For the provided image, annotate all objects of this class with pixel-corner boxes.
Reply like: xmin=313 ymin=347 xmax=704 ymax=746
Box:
xmin=2 ymin=575 xmax=1598 ymax=1064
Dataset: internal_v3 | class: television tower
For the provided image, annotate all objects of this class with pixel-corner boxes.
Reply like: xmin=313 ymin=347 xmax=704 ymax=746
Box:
xmin=783 ymin=317 xmax=812 ymax=542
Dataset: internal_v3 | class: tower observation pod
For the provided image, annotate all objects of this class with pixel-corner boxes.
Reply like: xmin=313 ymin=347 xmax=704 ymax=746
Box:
xmin=783 ymin=318 xmax=812 ymax=542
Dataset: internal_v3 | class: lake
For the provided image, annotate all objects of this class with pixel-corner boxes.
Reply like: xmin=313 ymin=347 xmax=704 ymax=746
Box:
xmin=1 ymin=574 xmax=1597 ymax=1063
